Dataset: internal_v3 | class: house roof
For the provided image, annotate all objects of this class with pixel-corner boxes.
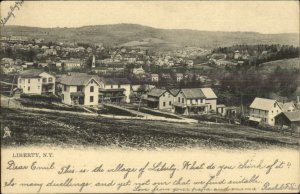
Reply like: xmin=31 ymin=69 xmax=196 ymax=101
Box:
xmin=181 ymin=88 xmax=206 ymax=99
xmin=281 ymin=111 xmax=300 ymax=122
xmin=169 ymin=89 xmax=180 ymax=96
xmin=148 ymin=88 xmax=167 ymax=97
xmin=97 ymin=77 xmax=130 ymax=85
xmin=59 ymin=73 xmax=99 ymax=86
xmin=201 ymin=88 xmax=218 ymax=99
xmin=250 ymin=97 xmax=280 ymax=111
xmin=19 ymin=69 xmax=48 ymax=78
xmin=278 ymin=102 xmax=295 ymax=112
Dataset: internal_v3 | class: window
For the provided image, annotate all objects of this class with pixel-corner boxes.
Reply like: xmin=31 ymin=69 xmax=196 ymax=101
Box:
xmin=182 ymin=98 xmax=184 ymax=103
xmin=77 ymin=86 xmax=81 ymax=92
xmin=28 ymin=86 xmax=30 ymax=91
xmin=48 ymin=77 xmax=53 ymax=82
xmin=271 ymin=119 xmax=273 ymax=121
xmin=28 ymin=79 xmax=30 ymax=83
xmin=42 ymin=78 xmax=47 ymax=83
xmin=178 ymin=97 xmax=180 ymax=102
xmin=118 ymin=84 xmax=121 ymax=88
xmin=90 ymin=96 xmax=94 ymax=102
xmin=64 ymin=85 xmax=67 ymax=91
xmin=272 ymin=111 xmax=273 ymax=114
xmin=210 ymin=105 xmax=212 ymax=109
xmin=274 ymin=103 xmax=276 ymax=108
xmin=38 ymin=79 xmax=40 ymax=82
xmin=111 ymin=85 xmax=113 ymax=89
xmin=90 ymin=86 xmax=94 ymax=92
xmin=169 ymin=101 xmax=171 ymax=106
xmin=163 ymin=102 xmax=166 ymax=107
xmin=37 ymin=86 xmax=40 ymax=89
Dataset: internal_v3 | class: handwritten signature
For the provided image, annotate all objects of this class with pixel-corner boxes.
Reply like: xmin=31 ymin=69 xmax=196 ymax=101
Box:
xmin=0 ymin=0 xmax=24 ymax=26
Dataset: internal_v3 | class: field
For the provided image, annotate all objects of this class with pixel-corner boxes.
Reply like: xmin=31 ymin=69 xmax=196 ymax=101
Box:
xmin=1 ymin=108 xmax=298 ymax=150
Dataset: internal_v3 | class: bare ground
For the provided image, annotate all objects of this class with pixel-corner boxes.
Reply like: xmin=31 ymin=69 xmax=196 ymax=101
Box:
xmin=1 ymin=107 xmax=299 ymax=150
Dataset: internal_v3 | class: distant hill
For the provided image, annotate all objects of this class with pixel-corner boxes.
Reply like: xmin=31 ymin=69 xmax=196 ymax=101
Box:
xmin=258 ymin=58 xmax=300 ymax=73
xmin=1 ymin=23 xmax=299 ymax=49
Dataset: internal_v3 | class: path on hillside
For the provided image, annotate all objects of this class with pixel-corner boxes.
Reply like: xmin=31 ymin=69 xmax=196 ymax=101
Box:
xmin=1 ymin=97 xmax=197 ymax=124
xmin=104 ymin=103 xmax=198 ymax=123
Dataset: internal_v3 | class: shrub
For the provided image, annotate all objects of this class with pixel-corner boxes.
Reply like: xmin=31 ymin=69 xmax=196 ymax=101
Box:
xmin=20 ymin=94 xmax=61 ymax=102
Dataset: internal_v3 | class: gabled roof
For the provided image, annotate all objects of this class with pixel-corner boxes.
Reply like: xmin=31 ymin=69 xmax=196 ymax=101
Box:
xmin=250 ymin=97 xmax=280 ymax=111
xmin=278 ymin=102 xmax=296 ymax=112
xmin=201 ymin=88 xmax=217 ymax=99
xmin=97 ymin=77 xmax=131 ymax=85
xmin=181 ymin=88 xmax=206 ymax=99
xmin=148 ymin=88 xmax=167 ymax=97
xmin=169 ymin=89 xmax=180 ymax=96
xmin=279 ymin=111 xmax=300 ymax=122
xmin=19 ymin=70 xmax=50 ymax=78
xmin=59 ymin=73 xmax=99 ymax=86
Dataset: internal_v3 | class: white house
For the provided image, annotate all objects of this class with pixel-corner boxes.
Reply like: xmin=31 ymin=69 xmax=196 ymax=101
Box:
xmin=249 ymin=97 xmax=282 ymax=126
xmin=18 ymin=70 xmax=55 ymax=95
xmin=97 ymin=77 xmax=131 ymax=103
xmin=175 ymin=73 xmax=183 ymax=82
xmin=59 ymin=73 xmax=100 ymax=106
xmin=151 ymin=74 xmax=159 ymax=82
xmin=132 ymin=67 xmax=145 ymax=75
xmin=61 ymin=59 xmax=82 ymax=70
xmin=145 ymin=88 xmax=174 ymax=110
xmin=172 ymin=88 xmax=217 ymax=115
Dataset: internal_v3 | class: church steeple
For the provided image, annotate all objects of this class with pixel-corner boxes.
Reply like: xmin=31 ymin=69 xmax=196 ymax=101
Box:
xmin=92 ymin=55 xmax=95 ymax=68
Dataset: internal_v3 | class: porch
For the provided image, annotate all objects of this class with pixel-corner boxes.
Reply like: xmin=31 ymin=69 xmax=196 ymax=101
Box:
xmin=70 ymin=91 xmax=85 ymax=105
xmin=99 ymin=88 xmax=126 ymax=103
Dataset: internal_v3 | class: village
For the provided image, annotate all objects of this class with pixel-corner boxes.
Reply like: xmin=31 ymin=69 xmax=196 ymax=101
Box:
xmin=1 ymin=35 xmax=300 ymax=137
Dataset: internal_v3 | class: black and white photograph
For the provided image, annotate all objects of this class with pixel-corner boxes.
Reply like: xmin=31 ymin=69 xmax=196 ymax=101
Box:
xmin=1 ymin=1 xmax=299 ymax=193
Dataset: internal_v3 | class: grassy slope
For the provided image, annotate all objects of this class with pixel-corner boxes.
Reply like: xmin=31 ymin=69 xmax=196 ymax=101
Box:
xmin=1 ymin=108 xmax=298 ymax=150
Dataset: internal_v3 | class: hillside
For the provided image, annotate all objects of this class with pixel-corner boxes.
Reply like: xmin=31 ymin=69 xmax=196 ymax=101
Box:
xmin=1 ymin=24 xmax=299 ymax=49
xmin=258 ymin=58 xmax=300 ymax=73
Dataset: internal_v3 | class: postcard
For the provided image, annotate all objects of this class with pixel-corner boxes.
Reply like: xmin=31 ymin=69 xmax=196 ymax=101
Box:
xmin=1 ymin=1 xmax=299 ymax=193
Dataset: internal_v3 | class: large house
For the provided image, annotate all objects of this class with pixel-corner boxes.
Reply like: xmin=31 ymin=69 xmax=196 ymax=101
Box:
xmin=249 ymin=97 xmax=282 ymax=126
xmin=59 ymin=73 xmax=100 ymax=106
xmin=97 ymin=77 xmax=131 ymax=103
xmin=172 ymin=88 xmax=217 ymax=115
xmin=61 ymin=59 xmax=82 ymax=70
xmin=18 ymin=70 xmax=55 ymax=95
xmin=145 ymin=88 xmax=174 ymax=110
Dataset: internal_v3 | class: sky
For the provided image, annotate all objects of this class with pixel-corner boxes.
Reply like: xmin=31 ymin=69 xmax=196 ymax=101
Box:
xmin=1 ymin=1 xmax=299 ymax=34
